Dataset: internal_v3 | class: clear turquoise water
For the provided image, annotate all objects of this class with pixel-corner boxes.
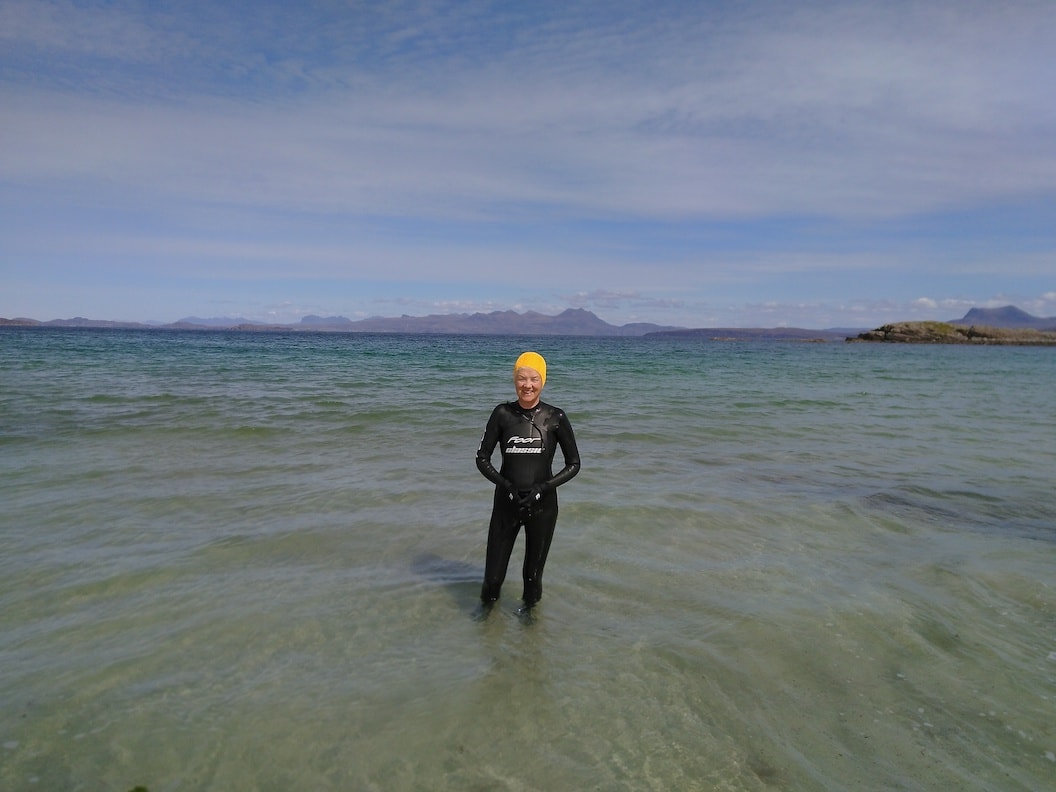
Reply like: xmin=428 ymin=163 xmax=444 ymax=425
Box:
xmin=1 ymin=328 xmax=1054 ymax=790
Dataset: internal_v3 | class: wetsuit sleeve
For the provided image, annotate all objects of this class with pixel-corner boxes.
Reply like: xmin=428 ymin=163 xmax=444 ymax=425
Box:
xmin=545 ymin=410 xmax=581 ymax=490
xmin=475 ymin=405 xmax=512 ymax=490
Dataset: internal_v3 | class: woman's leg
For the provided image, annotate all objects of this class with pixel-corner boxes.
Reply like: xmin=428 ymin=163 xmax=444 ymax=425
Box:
xmin=481 ymin=505 xmax=520 ymax=603
xmin=521 ymin=500 xmax=558 ymax=606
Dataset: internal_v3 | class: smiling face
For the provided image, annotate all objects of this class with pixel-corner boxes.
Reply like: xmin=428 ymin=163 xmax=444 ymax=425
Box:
xmin=514 ymin=366 xmax=544 ymax=409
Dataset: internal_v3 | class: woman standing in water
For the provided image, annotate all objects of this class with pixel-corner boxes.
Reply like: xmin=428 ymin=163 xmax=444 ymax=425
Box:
xmin=475 ymin=352 xmax=581 ymax=611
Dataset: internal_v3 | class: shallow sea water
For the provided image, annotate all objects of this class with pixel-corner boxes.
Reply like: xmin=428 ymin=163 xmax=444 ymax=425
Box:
xmin=1 ymin=328 xmax=1054 ymax=790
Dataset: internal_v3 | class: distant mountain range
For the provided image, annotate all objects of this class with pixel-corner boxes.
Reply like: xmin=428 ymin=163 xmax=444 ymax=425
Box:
xmin=2 ymin=305 xmax=1053 ymax=336
xmin=0 ymin=308 xmax=679 ymax=336
xmin=289 ymin=308 xmax=681 ymax=336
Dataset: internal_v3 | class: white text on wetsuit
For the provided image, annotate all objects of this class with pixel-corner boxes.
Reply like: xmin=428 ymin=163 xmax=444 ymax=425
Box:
xmin=506 ymin=436 xmax=543 ymax=454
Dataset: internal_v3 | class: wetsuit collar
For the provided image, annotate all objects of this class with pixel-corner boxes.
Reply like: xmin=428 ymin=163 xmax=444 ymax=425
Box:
xmin=511 ymin=401 xmax=541 ymax=418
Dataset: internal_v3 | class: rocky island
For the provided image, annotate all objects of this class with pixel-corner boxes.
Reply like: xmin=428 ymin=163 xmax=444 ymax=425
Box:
xmin=849 ymin=321 xmax=1056 ymax=345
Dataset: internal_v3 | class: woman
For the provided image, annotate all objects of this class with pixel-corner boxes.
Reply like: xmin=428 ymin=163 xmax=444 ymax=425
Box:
xmin=475 ymin=351 xmax=581 ymax=609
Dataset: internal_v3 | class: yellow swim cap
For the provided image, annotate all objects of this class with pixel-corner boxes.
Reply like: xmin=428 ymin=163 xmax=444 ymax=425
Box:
xmin=513 ymin=351 xmax=546 ymax=386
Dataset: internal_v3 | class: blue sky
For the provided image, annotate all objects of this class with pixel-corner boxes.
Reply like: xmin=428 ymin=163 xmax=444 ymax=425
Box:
xmin=2 ymin=0 xmax=1054 ymax=328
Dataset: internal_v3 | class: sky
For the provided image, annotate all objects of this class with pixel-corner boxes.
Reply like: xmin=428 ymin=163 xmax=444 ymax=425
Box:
xmin=2 ymin=0 xmax=1055 ymax=329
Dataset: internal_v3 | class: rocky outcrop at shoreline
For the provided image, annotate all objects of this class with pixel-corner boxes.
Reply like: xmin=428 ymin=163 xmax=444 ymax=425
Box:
xmin=849 ymin=321 xmax=1056 ymax=345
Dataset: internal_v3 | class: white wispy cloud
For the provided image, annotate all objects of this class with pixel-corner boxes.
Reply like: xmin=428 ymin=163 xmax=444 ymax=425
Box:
xmin=5 ymin=1 xmax=1054 ymax=219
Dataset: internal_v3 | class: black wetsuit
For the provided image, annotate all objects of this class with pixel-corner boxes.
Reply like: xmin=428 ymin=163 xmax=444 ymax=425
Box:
xmin=475 ymin=400 xmax=580 ymax=606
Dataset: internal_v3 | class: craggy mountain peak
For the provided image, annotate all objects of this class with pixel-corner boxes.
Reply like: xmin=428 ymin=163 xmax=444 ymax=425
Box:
xmin=951 ymin=305 xmax=1056 ymax=330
